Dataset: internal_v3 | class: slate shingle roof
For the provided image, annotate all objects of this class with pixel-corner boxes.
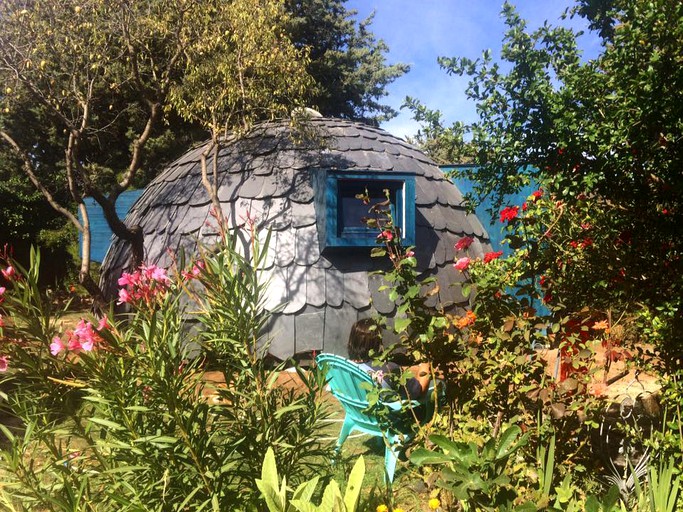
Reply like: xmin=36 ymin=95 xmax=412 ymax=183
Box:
xmin=100 ymin=118 xmax=490 ymax=359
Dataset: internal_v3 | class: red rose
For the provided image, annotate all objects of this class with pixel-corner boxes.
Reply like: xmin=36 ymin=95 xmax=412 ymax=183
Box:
xmin=377 ymin=229 xmax=393 ymax=242
xmin=483 ymin=251 xmax=503 ymax=263
xmin=454 ymin=236 xmax=474 ymax=251
xmin=454 ymin=257 xmax=471 ymax=271
xmin=499 ymin=205 xmax=519 ymax=223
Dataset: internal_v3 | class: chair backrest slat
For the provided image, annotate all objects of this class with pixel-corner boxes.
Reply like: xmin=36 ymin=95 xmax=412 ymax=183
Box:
xmin=316 ymin=353 xmax=381 ymax=430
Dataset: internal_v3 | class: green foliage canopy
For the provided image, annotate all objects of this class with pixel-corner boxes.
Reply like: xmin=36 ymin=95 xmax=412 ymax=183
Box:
xmin=0 ymin=0 xmax=312 ymax=300
xmin=0 ymin=0 xmax=408 ymax=294
xmin=285 ymin=0 xmax=409 ymax=125
xmin=408 ymin=0 xmax=683 ymax=312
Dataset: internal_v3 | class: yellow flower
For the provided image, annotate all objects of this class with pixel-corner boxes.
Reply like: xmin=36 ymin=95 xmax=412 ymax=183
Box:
xmin=376 ymin=506 xmax=388 ymax=512
xmin=393 ymin=509 xmax=405 ymax=512
xmin=428 ymin=497 xmax=441 ymax=510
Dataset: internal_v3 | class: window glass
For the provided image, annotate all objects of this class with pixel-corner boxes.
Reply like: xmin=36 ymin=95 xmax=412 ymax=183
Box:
xmin=338 ymin=180 xmax=396 ymax=235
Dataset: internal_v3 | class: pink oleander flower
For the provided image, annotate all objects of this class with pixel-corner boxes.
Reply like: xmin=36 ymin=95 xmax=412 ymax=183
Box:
xmin=483 ymin=250 xmax=503 ymax=263
xmin=53 ymin=318 xmax=107 ymax=355
xmin=67 ymin=335 xmax=83 ymax=352
xmin=182 ymin=261 xmax=205 ymax=281
xmin=50 ymin=336 xmax=66 ymax=356
xmin=454 ymin=257 xmax=471 ymax=271
xmin=0 ymin=286 xmax=5 ymax=295
xmin=454 ymin=236 xmax=474 ymax=251
xmin=1 ymin=265 xmax=15 ymax=280
xmin=499 ymin=205 xmax=519 ymax=223
xmin=73 ymin=320 xmax=97 ymax=352
xmin=117 ymin=287 xmax=131 ymax=305
xmin=97 ymin=316 xmax=109 ymax=331
xmin=0 ymin=355 xmax=8 ymax=372
xmin=145 ymin=264 xmax=170 ymax=285
xmin=117 ymin=263 xmax=171 ymax=307
xmin=117 ymin=272 xmax=136 ymax=287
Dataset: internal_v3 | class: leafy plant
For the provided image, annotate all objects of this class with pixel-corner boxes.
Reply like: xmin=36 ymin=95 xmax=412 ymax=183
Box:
xmin=257 ymin=447 xmax=365 ymax=512
xmin=410 ymin=425 xmax=529 ymax=510
xmin=0 ymin=246 xmax=84 ymax=419
xmin=628 ymin=457 xmax=682 ymax=512
xmin=0 ymin=223 xmax=333 ymax=510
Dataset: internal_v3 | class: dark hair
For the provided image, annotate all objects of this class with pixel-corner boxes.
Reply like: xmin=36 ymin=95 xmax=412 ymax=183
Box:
xmin=347 ymin=318 xmax=383 ymax=361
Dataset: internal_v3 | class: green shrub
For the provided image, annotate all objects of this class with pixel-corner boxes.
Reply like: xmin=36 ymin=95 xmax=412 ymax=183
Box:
xmin=0 ymin=222 xmax=333 ymax=510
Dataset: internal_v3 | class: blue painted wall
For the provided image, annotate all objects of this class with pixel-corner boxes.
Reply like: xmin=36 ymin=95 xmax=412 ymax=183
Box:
xmin=443 ymin=165 xmax=537 ymax=256
xmin=444 ymin=165 xmax=547 ymax=314
xmin=80 ymin=190 xmax=143 ymax=263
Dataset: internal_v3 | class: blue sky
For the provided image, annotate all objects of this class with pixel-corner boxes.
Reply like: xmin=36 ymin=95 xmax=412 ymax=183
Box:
xmin=345 ymin=1 xmax=602 ymax=138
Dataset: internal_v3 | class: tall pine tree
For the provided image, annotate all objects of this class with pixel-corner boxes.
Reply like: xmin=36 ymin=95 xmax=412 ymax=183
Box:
xmin=285 ymin=0 xmax=409 ymax=125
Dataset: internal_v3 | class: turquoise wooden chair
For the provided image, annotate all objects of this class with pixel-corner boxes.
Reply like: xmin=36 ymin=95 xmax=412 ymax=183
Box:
xmin=316 ymin=353 xmax=421 ymax=482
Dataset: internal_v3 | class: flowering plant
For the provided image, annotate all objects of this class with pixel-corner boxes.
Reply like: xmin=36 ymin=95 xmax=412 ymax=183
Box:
xmin=0 ymin=246 xmax=85 ymax=416
xmin=0 ymin=225 xmax=332 ymax=510
xmin=116 ymin=264 xmax=171 ymax=307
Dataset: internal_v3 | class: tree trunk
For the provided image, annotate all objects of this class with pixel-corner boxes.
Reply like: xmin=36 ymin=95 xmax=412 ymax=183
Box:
xmin=90 ymin=190 xmax=145 ymax=270
xmin=78 ymin=202 xmax=107 ymax=311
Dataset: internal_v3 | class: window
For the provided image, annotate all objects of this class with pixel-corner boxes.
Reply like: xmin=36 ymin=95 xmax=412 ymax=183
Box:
xmin=314 ymin=170 xmax=415 ymax=250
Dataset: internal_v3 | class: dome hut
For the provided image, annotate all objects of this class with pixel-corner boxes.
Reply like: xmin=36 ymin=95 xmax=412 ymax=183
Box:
xmin=100 ymin=117 xmax=490 ymax=360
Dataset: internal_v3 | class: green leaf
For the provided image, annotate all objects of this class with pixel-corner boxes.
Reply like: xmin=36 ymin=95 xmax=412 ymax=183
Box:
xmin=102 ymin=465 xmax=148 ymax=474
xmin=430 ymin=434 xmax=468 ymax=457
xmin=584 ymin=495 xmax=600 ymax=512
xmin=133 ymin=435 xmax=178 ymax=444
xmin=410 ymin=447 xmax=455 ymax=466
xmin=393 ymin=317 xmax=412 ymax=333
xmin=495 ymin=425 xmax=524 ymax=460
xmin=601 ymin=485 xmax=621 ymax=511
xmin=319 ymin=480 xmax=342 ymax=511
xmin=290 ymin=501 xmax=318 ymax=512
xmin=274 ymin=403 xmax=306 ymax=419
xmin=87 ymin=417 xmax=125 ymax=431
xmin=343 ymin=456 xmax=365 ymax=512
xmin=256 ymin=447 xmax=287 ymax=512
xmin=292 ymin=478 xmax=320 ymax=504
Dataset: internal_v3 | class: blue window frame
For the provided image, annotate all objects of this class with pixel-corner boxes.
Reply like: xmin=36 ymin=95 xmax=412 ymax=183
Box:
xmin=314 ymin=170 xmax=416 ymax=250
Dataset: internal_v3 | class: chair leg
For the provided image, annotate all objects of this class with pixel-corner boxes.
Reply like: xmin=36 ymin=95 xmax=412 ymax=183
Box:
xmin=384 ymin=438 xmax=401 ymax=483
xmin=336 ymin=417 xmax=354 ymax=452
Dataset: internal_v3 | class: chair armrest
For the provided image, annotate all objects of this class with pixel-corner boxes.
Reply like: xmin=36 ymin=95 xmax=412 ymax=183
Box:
xmin=380 ymin=399 xmax=420 ymax=411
